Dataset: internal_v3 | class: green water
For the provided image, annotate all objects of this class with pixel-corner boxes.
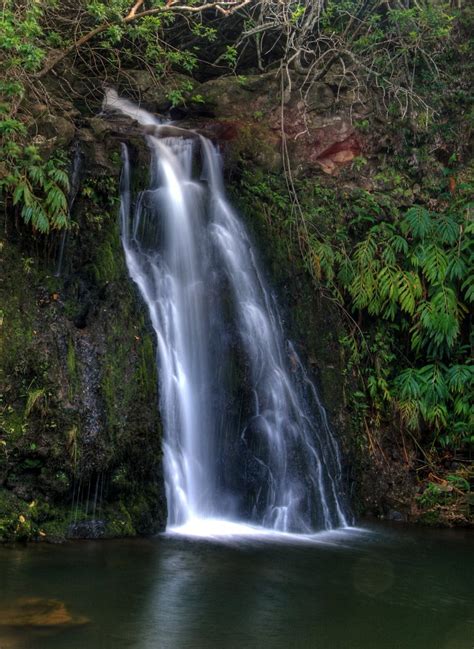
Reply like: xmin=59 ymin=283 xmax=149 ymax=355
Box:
xmin=0 ymin=524 xmax=472 ymax=649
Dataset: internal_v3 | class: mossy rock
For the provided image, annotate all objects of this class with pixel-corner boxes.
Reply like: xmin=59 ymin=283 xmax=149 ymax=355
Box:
xmin=0 ymin=152 xmax=166 ymax=542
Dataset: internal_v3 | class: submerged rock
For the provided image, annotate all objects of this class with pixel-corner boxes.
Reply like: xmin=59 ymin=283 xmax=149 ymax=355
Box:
xmin=0 ymin=598 xmax=89 ymax=627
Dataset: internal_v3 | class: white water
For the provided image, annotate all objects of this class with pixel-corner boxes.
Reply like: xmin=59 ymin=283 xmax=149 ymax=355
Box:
xmin=109 ymin=92 xmax=350 ymax=535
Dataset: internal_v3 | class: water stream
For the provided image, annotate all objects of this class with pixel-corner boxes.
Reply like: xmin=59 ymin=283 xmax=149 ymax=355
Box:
xmin=107 ymin=90 xmax=349 ymax=535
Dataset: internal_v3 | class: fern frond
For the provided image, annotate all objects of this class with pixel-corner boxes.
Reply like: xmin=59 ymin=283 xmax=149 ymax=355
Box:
xmin=402 ymin=205 xmax=432 ymax=238
xmin=446 ymin=364 xmax=474 ymax=393
xmin=390 ymin=234 xmax=409 ymax=254
xmin=435 ymin=213 xmax=459 ymax=245
xmin=421 ymin=244 xmax=448 ymax=284
xmin=394 ymin=368 xmax=423 ymax=400
xmin=398 ymin=270 xmax=421 ymax=315
xmin=461 ymin=273 xmax=474 ymax=302
xmin=447 ymin=255 xmax=466 ymax=281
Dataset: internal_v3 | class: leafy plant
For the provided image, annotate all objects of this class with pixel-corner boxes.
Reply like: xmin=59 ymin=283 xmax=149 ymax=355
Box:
xmin=0 ymin=143 xmax=69 ymax=233
xmin=306 ymin=175 xmax=473 ymax=449
xmin=0 ymin=2 xmax=69 ymax=233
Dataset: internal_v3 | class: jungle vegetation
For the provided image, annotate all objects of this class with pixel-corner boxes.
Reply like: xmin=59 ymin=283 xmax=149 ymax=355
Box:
xmin=0 ymin=1 xmax=472 ymax=519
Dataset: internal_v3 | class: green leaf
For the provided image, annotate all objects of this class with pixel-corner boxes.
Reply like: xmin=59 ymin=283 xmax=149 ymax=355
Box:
xmin=402 ymin=205 xmax=432 ymax=238
xmin=421 ymin=244 xmax=448 ymax=284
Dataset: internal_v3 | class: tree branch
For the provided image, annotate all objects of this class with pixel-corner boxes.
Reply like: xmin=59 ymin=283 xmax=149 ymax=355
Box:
xmin=127 ymin=0 xmax=145 ymax=20
xmin=36 ymin=0 xmax=253 ymax=78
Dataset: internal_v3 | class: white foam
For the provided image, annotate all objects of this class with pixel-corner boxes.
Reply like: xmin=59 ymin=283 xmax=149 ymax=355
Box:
xmin=166 ymin=517 xmax=367 ymax=545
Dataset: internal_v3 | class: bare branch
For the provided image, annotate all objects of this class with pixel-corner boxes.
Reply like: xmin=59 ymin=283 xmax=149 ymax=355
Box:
xmin=126 ymin=0 xmax=145 ymax=20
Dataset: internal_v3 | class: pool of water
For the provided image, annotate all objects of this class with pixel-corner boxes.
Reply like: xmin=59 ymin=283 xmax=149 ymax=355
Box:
xmin=0 ymin=523 xmax=472 ymax=649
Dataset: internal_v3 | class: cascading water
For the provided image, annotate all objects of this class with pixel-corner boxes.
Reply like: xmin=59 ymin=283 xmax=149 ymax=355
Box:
xmin=107 ymin=90 xmax=350 ymax=536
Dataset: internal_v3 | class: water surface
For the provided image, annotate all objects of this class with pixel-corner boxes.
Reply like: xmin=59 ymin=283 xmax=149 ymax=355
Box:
xmin=0 ymin=523 xmax=472 ymax=648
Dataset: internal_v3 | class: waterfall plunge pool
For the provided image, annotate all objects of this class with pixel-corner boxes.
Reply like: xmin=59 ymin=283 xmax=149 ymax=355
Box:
xmin=0 ymin=523 xmax=472 ymax=649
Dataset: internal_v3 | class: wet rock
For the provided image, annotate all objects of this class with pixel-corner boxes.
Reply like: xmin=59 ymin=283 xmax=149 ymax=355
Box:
xmin=88 ymin=117 xmax=111 ymax=138
xmin=186 ymin=73 xmax=365 ymax=175
xmin=386 ymin=509 xmax=406 ymax=522
xmin=324 ymin=62 xmax=354 ymax=89
xmin=67 ymin=519 xmax=106 ymax=539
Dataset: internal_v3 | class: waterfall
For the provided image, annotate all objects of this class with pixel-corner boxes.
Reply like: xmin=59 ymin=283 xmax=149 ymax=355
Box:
xmin=109 ymin=92 xmax=350 ymax=535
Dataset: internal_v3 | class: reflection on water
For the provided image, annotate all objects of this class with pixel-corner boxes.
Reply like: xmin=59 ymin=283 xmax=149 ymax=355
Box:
xmin=0 ymin=524 xmax=472 ymax=649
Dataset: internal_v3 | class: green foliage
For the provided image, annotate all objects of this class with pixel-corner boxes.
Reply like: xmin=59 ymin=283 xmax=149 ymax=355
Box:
xmin=166 ymin=79 xmax=195 ymax=108
xmin=0 ymin=1 xmax=46 ymax=74
xmin=238 ymin=159 xmax=471 ymax=456
xmin=305 ymin=174 xmax=473 ymax=450
xmin=222 ymin=45 xmax=238 ymax=69
xmin=0 ymin=2 xmax=69 ymax=233
xmin=289 ymin=0 xmax=457 ymax=122
xmin=417 ymin=470 xmax=472 ymax=523
xmin=0 ymin=144 xmax=70 ymax=233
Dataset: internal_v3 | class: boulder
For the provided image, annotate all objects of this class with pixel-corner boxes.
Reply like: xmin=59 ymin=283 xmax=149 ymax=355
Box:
xmin=122 ymin=70 xmax=199 ymax=111
xmin=36 ymin=114 xmax=75 ymax=147
xmin=67 ymin=519 xmax=106 ymax=539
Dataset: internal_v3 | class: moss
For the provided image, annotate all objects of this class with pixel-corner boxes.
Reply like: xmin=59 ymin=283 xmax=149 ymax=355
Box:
xmin=418 ymin=509 xmax=442 ymax=526
xmin=0 ymin=489 xmax=27 ymax=542
xmin=0 ymin=487 xmax=162 ymax=543
xmin=0 ymin=159 xmax=166 ymax=543
xmin=66 ymin=338 xmax=76 ymax=377
xmin=40 ymin=519 xmax=68 ymax=543
xmin=229 ymin=121 xmax=281 ymax=171
xmin=0 ymin=491 xmax=61 ymax=542
xmin=137 ymin=333 xmax=157 ymax=399
xmin=66 ymin=337 xmax=78 ymax=401
xmin=104 ymin=503 xmax=136 ymax=537
xmin=90 ymin=228 xmax=122 ymax=285
xmin=0 ymin=248 xmax=36 ymax=381
xmin=229 ymin=166 xmax=349 ymax=419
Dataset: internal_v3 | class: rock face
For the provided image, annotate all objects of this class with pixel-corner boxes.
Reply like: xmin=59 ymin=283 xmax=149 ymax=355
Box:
xmin=139 ymin=70 xmax=368 ymax=177
xmin=97 ymin=69 xmax=369 ymax=179
xmin=0 ymin=125 xmax=166 ymax=542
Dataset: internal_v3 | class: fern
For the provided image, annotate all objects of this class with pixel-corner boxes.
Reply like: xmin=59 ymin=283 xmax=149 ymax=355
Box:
xmin=435 ymin=213 xmax=459 ymax=244
xmin=447 ymin=255 xmax=466 ymax=281
xmin=402 ymin=205 xmax=432 ymax=238
xmin=421 ymin=243 xmax=448 ymax=284
xmin=446 ymin=364 xmax=474 ymax=393
xmin=354 ymin=233 xmax=377 ymax=267
xmin=304 ymin=180 xmax=472 ymax=449
xmin=461 ymin=273 xmax=474 ymax=302
xmin=378 ymin=264 xmax=399 ymax=301
xmin=390 ymin=234 xmax=409 ymax=254
xmin=395 ymin=368 xmax=422 ymax=400
xmin=2 ymin=147 xmax=70 ymax=233
xmin=398 ymin=270 xmax=421 ymax=315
